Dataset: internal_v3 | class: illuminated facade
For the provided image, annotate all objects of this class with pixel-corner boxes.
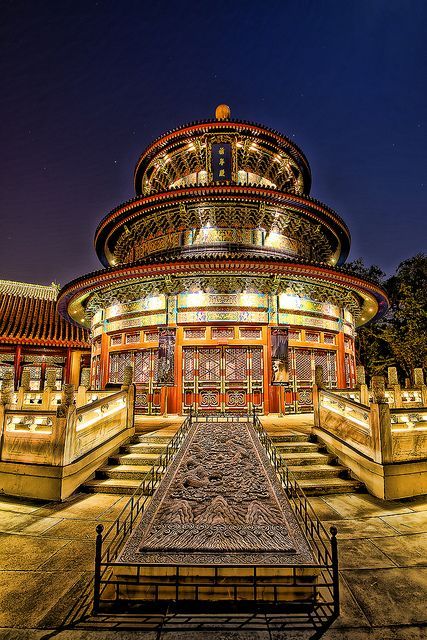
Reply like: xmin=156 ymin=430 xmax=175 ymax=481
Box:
xmin=58 ymin=106 xmax=388 ymax=414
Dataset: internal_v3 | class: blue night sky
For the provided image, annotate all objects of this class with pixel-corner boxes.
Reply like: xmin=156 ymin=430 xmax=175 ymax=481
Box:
xmin=0 ymin=0 xmax=426 ymax=286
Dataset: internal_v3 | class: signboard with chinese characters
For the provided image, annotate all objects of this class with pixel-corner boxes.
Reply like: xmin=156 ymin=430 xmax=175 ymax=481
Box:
xmin=212 ymin=143 xmax=232 ymax=181
xmin=157 ymin=328 xmax=176 ymax=386
xmin=271 ymin=327 xmax=289 ymax=385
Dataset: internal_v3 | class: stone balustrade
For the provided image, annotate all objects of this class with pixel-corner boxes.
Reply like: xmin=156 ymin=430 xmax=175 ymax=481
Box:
xmin=0 ymin=383 xmax=135 ymax=500
xmin=313 ymin=369 xmax=427 ymax=499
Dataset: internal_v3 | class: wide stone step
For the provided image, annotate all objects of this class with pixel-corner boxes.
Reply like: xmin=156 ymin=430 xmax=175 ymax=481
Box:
xmin=121 ymin=445 xmax=163 ymax=459
xmin=110 ymin=453 xmax=158 ymax=466
xmin=138 ymin=435 xmax=171 ymax=445
xmin=287 ymin=464 xmax=346 ymax=479
xmin=270 ymin=433 xmax=310 ymax=443
xmin=279 ymin=452 xmax=331 ymax=466
xmin=97 ymin=465 xmax=162 ymax=481
xmin=82 ymin=478 xmax=142 ymax=495
xmin=297 ymin=477 xmax=364 ymax=496
xmin=275 ymin=441 xmax=319 ymax=453
xmin=125 ymin=443 xmax=166 ymax=455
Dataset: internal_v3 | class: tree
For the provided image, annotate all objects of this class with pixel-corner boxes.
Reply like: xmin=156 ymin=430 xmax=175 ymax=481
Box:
xmin=385 ymin=254 xmax=427 ymax=376
xmin=346 ymin=254 xmax=427 ymax=381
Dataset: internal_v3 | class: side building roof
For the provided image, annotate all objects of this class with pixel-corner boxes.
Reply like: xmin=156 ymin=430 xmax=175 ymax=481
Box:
xmin=0 ymin=280 xmax=90 ymax=348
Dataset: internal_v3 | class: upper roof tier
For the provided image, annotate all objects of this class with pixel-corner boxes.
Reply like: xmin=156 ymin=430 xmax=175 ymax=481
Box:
xmin=133 ymin=108 xmax=312 ymax=197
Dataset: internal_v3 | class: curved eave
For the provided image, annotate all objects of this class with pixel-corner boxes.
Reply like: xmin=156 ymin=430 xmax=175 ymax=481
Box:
xmin=58 ymin=257 xmax=389 ymax=330
xmin=94 ymin=186 xmax=351 ymax=267
xmin=133 ymin=119 xmax=312 ymax=194
xmin=0 ymin=336 xmax=90 ymax=348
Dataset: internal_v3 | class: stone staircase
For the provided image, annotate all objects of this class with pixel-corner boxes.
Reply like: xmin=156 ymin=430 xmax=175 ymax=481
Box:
xmin=82 ymin=422 xmax=363 ymax=497
xmin=270 ymin=431 xmax=364 ymax=495
xmin=82 ymin=432 xmax=171 ymax=495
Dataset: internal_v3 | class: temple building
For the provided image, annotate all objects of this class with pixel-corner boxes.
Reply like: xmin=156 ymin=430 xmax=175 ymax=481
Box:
xmin=58 ymin=105 xmax=388 ymax=415
xmin=0 ymin=280 xmax=89 ymax=390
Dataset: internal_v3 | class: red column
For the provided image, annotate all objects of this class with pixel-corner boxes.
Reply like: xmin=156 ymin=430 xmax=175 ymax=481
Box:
xmin=100 ymin=333 xmax=110 ymax=389
xmin=13 ymin=345 xmax=22 ymax=389
xmin=337 ymin=332 xmax=346 ymax=388
xmin=64 ymin=347 xmax=72 ymax=384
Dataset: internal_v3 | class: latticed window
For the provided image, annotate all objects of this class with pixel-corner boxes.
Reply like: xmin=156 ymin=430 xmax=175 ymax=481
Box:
xmin=239 ymin=328 xmax=261 ymax=340
xmin=0 ymin=354 xmax=14 ymax=384
xmin=251 ymin=348 xmax=263 ymax=380
xmin=109 ymin=351 xmax=132 ymax=383
xmin=184 ymin=328 xmax=206 ymax=340
xmin=183 ymin=348 xmax=195 ymax=381
xmin=198 ymin=348 xmax=221 ymax=382
xmin=212 ymin=327 xmax=234 ymax=340
xmin=324 ymin=333 xmax=335 ymax=344
xmin=91 ymin=355 xmax=101 ymax=389
xmin=126 ymin=333 xmax=140 ymax=344
xmin=144 ymin=331 xmax=158 ymax=342
xmin=288 ymin=330 xmax=300 ymax=341
xmin=225 ymin=348 xmax=247 ymax=382
xmin=295 ymin=349 xmax=312 ymax=382
xmin=110 ymin=334 xmax=122 ymax=346
xmin=134 ymin=351 xmax=151 ymax=383
xmin=305 ymin=331 xmax=320 ymax=343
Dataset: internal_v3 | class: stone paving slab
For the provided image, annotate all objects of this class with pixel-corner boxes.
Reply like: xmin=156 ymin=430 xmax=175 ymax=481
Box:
xmin=336 ymin=538 xmax=397 ymax=569
xmin=341 ymin=567 xmax=427 ymax=626
xmin=323 ymin=516 xmax=398 ymax=539
xmin=371 ymin=532 xmax=427 ymax=567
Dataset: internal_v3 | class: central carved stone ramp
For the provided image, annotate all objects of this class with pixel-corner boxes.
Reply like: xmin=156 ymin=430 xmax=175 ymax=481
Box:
xmin=268 ymin=431 xmax=363 ymax=495
xmin=82 ymin=431 xmax=173 ymax=495
xmin=105 ymin=420 xmax=318 ymax=609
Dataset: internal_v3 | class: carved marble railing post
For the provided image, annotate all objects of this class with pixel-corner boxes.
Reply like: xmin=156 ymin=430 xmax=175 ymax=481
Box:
xmin=370 ymin=376 xmax=393 ymax=464
xmin=21 ymin=370 xmax=30 ymax=392
xmin=121 ymin=365 xmax=134 ymax=390
xmin=413 ymin=368 xmax=427 ymax=405
xmin=57 ymin=383 xmax=75 ymax=418
xmin=76 ymin=368 xmax=91 ymax=407
xmin=43 ymin=369 xmax=57 ymax=409
xmin=356 ymin=365 xmax=369 ymax=404
xmin=387 ymin=366 xmax=402 ymax=408
xmin=1 ymin=370 xmax=14 ymax=406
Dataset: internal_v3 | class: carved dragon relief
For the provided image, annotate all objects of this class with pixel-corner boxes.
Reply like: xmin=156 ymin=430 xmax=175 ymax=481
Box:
xmin=119 ymin=421 xmax=313 ymax=565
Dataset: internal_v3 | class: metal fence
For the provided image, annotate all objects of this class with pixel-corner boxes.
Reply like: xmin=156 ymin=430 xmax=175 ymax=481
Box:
xmin=88 ymin=409 xmax=339 ymax=634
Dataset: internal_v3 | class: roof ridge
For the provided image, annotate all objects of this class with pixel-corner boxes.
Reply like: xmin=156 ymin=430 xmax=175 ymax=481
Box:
xmin=0 ymin=279 xmax=60 ymax=301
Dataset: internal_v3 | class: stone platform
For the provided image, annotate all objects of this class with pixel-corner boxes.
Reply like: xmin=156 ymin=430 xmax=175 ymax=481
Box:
xmin=0 ymin=414 xmax=426 ymax=638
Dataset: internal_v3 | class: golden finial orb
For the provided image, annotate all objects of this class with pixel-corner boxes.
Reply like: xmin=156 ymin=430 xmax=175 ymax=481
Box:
xmin=215 ymin=104 xmax=231 ymax=120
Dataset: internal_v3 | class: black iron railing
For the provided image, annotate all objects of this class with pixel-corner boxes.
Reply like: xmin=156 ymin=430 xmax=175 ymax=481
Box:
xmin=252 ymin=410 xmax=339 ymax=619
xmin=87 ymin=411 xmax=339 ymax=635
xmin=92 ymin=410 xmax=194 ymax=613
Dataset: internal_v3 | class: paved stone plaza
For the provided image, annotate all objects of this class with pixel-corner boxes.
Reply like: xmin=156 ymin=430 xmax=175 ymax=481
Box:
xmin=0 ymin=415 xmax=426 ymax=639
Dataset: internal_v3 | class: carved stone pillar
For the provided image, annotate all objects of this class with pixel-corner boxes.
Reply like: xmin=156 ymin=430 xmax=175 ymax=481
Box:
xmin=371 ymin=376 xmax=387 ymax=404
xmin=45 ymin=369 xmax=57 ymax=391
xmin=413 ymin=368 xmax=425 ymax=388
xmin=20 ymin=370 xmax=30 ymax=392
xmin=122 ymin=365 xmax=134 ymax=390
xmin=356 ymin=365 xmax=366 ymax=387
xmin=387 ymin=367 xmax=399 ymax=387
xmin=80 ymin=367 xmax=91 ymax=389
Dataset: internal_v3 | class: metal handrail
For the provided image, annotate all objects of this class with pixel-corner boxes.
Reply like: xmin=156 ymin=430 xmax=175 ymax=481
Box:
xmin=92 ymin=410 xmax=194 ymax=612
xmin=91 ymin=409 xmax=339 ymax=625
xmin=252 ymin=409 xmax=339 ymax=613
